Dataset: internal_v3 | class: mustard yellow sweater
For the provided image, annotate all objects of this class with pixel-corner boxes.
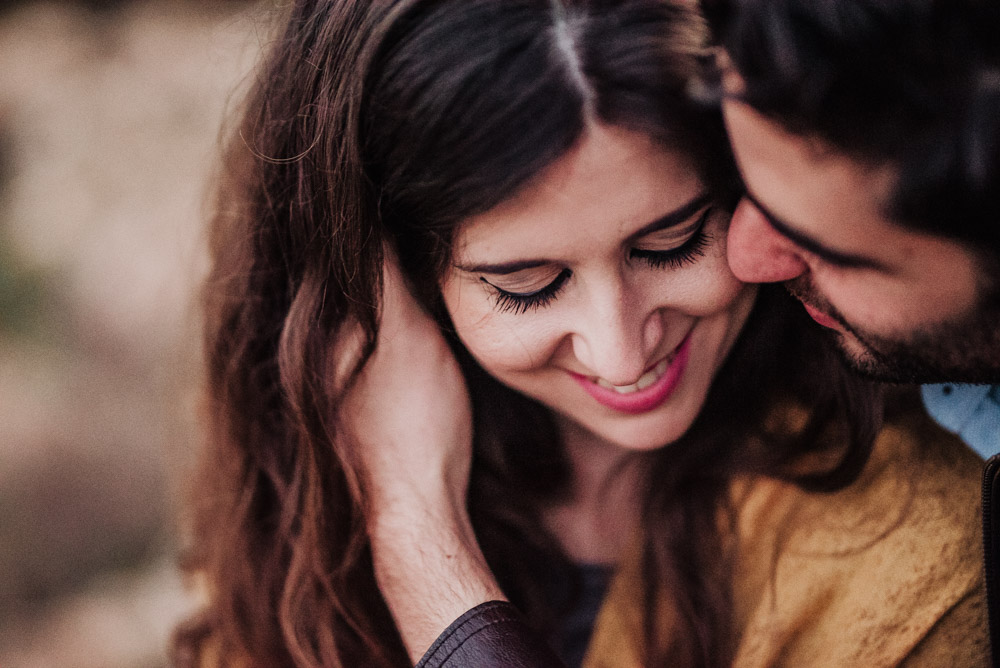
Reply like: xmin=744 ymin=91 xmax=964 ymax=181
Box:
xmin=584 ymin=414 xmax=989 ymax=667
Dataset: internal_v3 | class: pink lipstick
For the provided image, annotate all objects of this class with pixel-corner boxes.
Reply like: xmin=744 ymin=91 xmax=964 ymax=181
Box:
xmin=569 ymin=334 xmax=692 ymax=415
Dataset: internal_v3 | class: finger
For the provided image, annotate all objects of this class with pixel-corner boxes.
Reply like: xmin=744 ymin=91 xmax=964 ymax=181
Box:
xmin=330 ymin=316 xmax=368 ymax=395
xmin=378 ymin=244 xmax=434 ymax=341
xmin=332 ymin=245 xmax=408 ymax=391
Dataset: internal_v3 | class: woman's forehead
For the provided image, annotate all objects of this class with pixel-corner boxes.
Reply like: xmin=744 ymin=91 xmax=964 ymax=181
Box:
xmin=451 ymin=125 xmax=704 ymax=262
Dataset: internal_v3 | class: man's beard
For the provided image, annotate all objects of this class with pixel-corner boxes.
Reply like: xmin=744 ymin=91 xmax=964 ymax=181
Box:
xmin=784 ymin=278 xmax=1000 ymax=384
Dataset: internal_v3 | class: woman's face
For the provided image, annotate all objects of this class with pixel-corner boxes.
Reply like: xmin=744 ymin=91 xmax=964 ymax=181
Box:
xmin=441 ymin=125 xmax=757 ymax=451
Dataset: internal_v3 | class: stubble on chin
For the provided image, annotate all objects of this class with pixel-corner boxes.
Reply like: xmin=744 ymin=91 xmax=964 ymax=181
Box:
xmin=783 ymin=277 xmax=1000 ymax=384
xmin=816 ymin=301 xmax=1000 ymax=385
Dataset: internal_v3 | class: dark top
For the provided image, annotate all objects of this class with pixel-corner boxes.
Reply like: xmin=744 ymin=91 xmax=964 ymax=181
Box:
xmin=550 ymin=563 xmax=613 ymax=668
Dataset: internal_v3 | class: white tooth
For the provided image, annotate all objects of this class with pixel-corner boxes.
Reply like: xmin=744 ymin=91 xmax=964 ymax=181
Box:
xmin=613 ymin=383 xmax=638 ymax=394
xmin=596 ymin=378 xmax=614 ymax=389
xmin=635 ymin=369 xmax=658 ymax=390
xmin=656 ymin=359 xmax=668 ymax=375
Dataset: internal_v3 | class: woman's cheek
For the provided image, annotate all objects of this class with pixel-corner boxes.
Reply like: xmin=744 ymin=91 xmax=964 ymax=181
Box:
xmin=674 ymin=217 xmax=748 ymax=316
xmin=442 ymin=281 xmax=557 ymax=374
xmin=656 ymin=256 xmax=748 ymax=317
xmin=453 ymin=310 xmax=561 ymax=374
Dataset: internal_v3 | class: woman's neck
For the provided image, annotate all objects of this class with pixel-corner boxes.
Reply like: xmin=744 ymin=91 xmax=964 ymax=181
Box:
xmin=541 ymin=418 xmax=645 ymax=566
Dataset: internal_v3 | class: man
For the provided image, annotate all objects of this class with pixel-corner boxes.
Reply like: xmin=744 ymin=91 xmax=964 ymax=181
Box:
xmin=705 ymin=2 xmax=999 ymax=663
xmin=704 ymin=0 xmax=1000 ymax=461
xmin=380 ymin=2 xmax=1000 ymax=665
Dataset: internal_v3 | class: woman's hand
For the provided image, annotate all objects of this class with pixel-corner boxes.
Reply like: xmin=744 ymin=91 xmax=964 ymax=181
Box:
xmin=337 ymin=250 xmax=505 ymax=661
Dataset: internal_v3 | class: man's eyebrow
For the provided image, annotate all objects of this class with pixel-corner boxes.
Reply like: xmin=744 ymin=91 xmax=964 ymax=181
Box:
xmin=455 ymin=192 xmax=713 ymax=275
xmin=742 ymin=191 xmax=887 ymax=271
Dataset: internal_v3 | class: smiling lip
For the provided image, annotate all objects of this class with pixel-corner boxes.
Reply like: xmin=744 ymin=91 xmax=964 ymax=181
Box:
xmin=802 ymin=302 xmax=841 ymax=330
xmin=569 ymin=334 xmax=692 ymax=415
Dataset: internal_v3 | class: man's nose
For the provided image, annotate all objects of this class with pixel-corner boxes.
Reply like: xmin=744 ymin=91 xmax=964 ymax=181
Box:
xmin=726 ymin=198 xmax=808 ymax=284
xmin=570 ymin=292 xmax=664 ymax=386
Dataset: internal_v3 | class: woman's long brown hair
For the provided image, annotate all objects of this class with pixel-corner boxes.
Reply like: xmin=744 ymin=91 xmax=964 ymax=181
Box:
xmin=173 ymin=1 xmax=882 ymax=666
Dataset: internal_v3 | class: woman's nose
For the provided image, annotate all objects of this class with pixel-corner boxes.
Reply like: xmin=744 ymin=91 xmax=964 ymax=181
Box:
xmin=570 ymin=290 xmax=664 ymax=386
xmin=726 ymin=198 xmax=809 ymax=284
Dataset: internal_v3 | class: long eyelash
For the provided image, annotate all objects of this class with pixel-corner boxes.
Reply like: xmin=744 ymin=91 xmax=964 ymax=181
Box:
xmin=482 ymin=269 xmax=571 ymax=315
xmin=632 ymin=230 xmax=711 ymax=269
xmin=630 ymin=208 xmax=714 ymax=270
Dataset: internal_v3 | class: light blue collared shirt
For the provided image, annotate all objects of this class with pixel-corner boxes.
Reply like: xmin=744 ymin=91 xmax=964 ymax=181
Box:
xmin=921 ymin=383 xmax=1000 ymax=459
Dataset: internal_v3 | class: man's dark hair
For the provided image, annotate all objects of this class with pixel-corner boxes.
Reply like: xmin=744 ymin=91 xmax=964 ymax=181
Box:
xmin=702 ymin=0 xmax=1000 ymax=256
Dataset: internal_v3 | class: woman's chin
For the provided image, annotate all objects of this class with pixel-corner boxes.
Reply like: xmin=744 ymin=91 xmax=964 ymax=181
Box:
xmin=555 ymin=410 xmax=696 ymax=455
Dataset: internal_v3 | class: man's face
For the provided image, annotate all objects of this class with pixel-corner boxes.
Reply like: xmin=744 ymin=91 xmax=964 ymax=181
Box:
xmin=721 ymin=93 xmax=1000 ymax=384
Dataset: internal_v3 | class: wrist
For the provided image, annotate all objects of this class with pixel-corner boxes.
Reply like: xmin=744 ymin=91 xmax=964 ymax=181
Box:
xmin=367 ymin=497 xmax=506 ymax=661
xmin=368 ymin=493 xmax=494 ymax=600
xmin=363 ymin=450 xmax=470 ymax=522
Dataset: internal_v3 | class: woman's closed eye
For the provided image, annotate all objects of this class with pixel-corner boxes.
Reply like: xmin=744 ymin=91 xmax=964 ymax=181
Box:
xmin=481 ymin=268 xmax=571 ymax=315
xmin=630 ymin=207 xmax=714 ymax=270
xmin=478 ymin=207 xmax=716 ymax=315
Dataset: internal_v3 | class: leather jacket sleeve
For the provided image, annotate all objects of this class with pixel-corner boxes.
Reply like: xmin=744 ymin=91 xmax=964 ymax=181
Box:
xmin=415 ymin=601 xmax=568 ymax=668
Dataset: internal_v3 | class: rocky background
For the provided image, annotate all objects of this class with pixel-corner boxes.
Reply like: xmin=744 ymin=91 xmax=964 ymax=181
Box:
xmin=0 ymin=1 xmax=264 ymax=665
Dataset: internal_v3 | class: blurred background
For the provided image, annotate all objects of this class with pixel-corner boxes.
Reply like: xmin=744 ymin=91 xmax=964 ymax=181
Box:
xmin=0 ymin=1 xmax=264 ymax=665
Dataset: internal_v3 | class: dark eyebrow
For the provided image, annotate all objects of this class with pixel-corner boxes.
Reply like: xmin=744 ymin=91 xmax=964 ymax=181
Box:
xmin=453 ymin=258 xmax=554 ymax=275
xmin=742 ymin=191 xmax=887 ymax=271
xmin=625 ymin=192 xmax=713 ymax=242
xmin=454 ymin=192 xmax=714 ymax=275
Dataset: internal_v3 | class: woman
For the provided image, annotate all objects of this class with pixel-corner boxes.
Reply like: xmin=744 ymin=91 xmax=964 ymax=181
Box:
xmin=173 ymin=1 xmax=987 ymax=667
